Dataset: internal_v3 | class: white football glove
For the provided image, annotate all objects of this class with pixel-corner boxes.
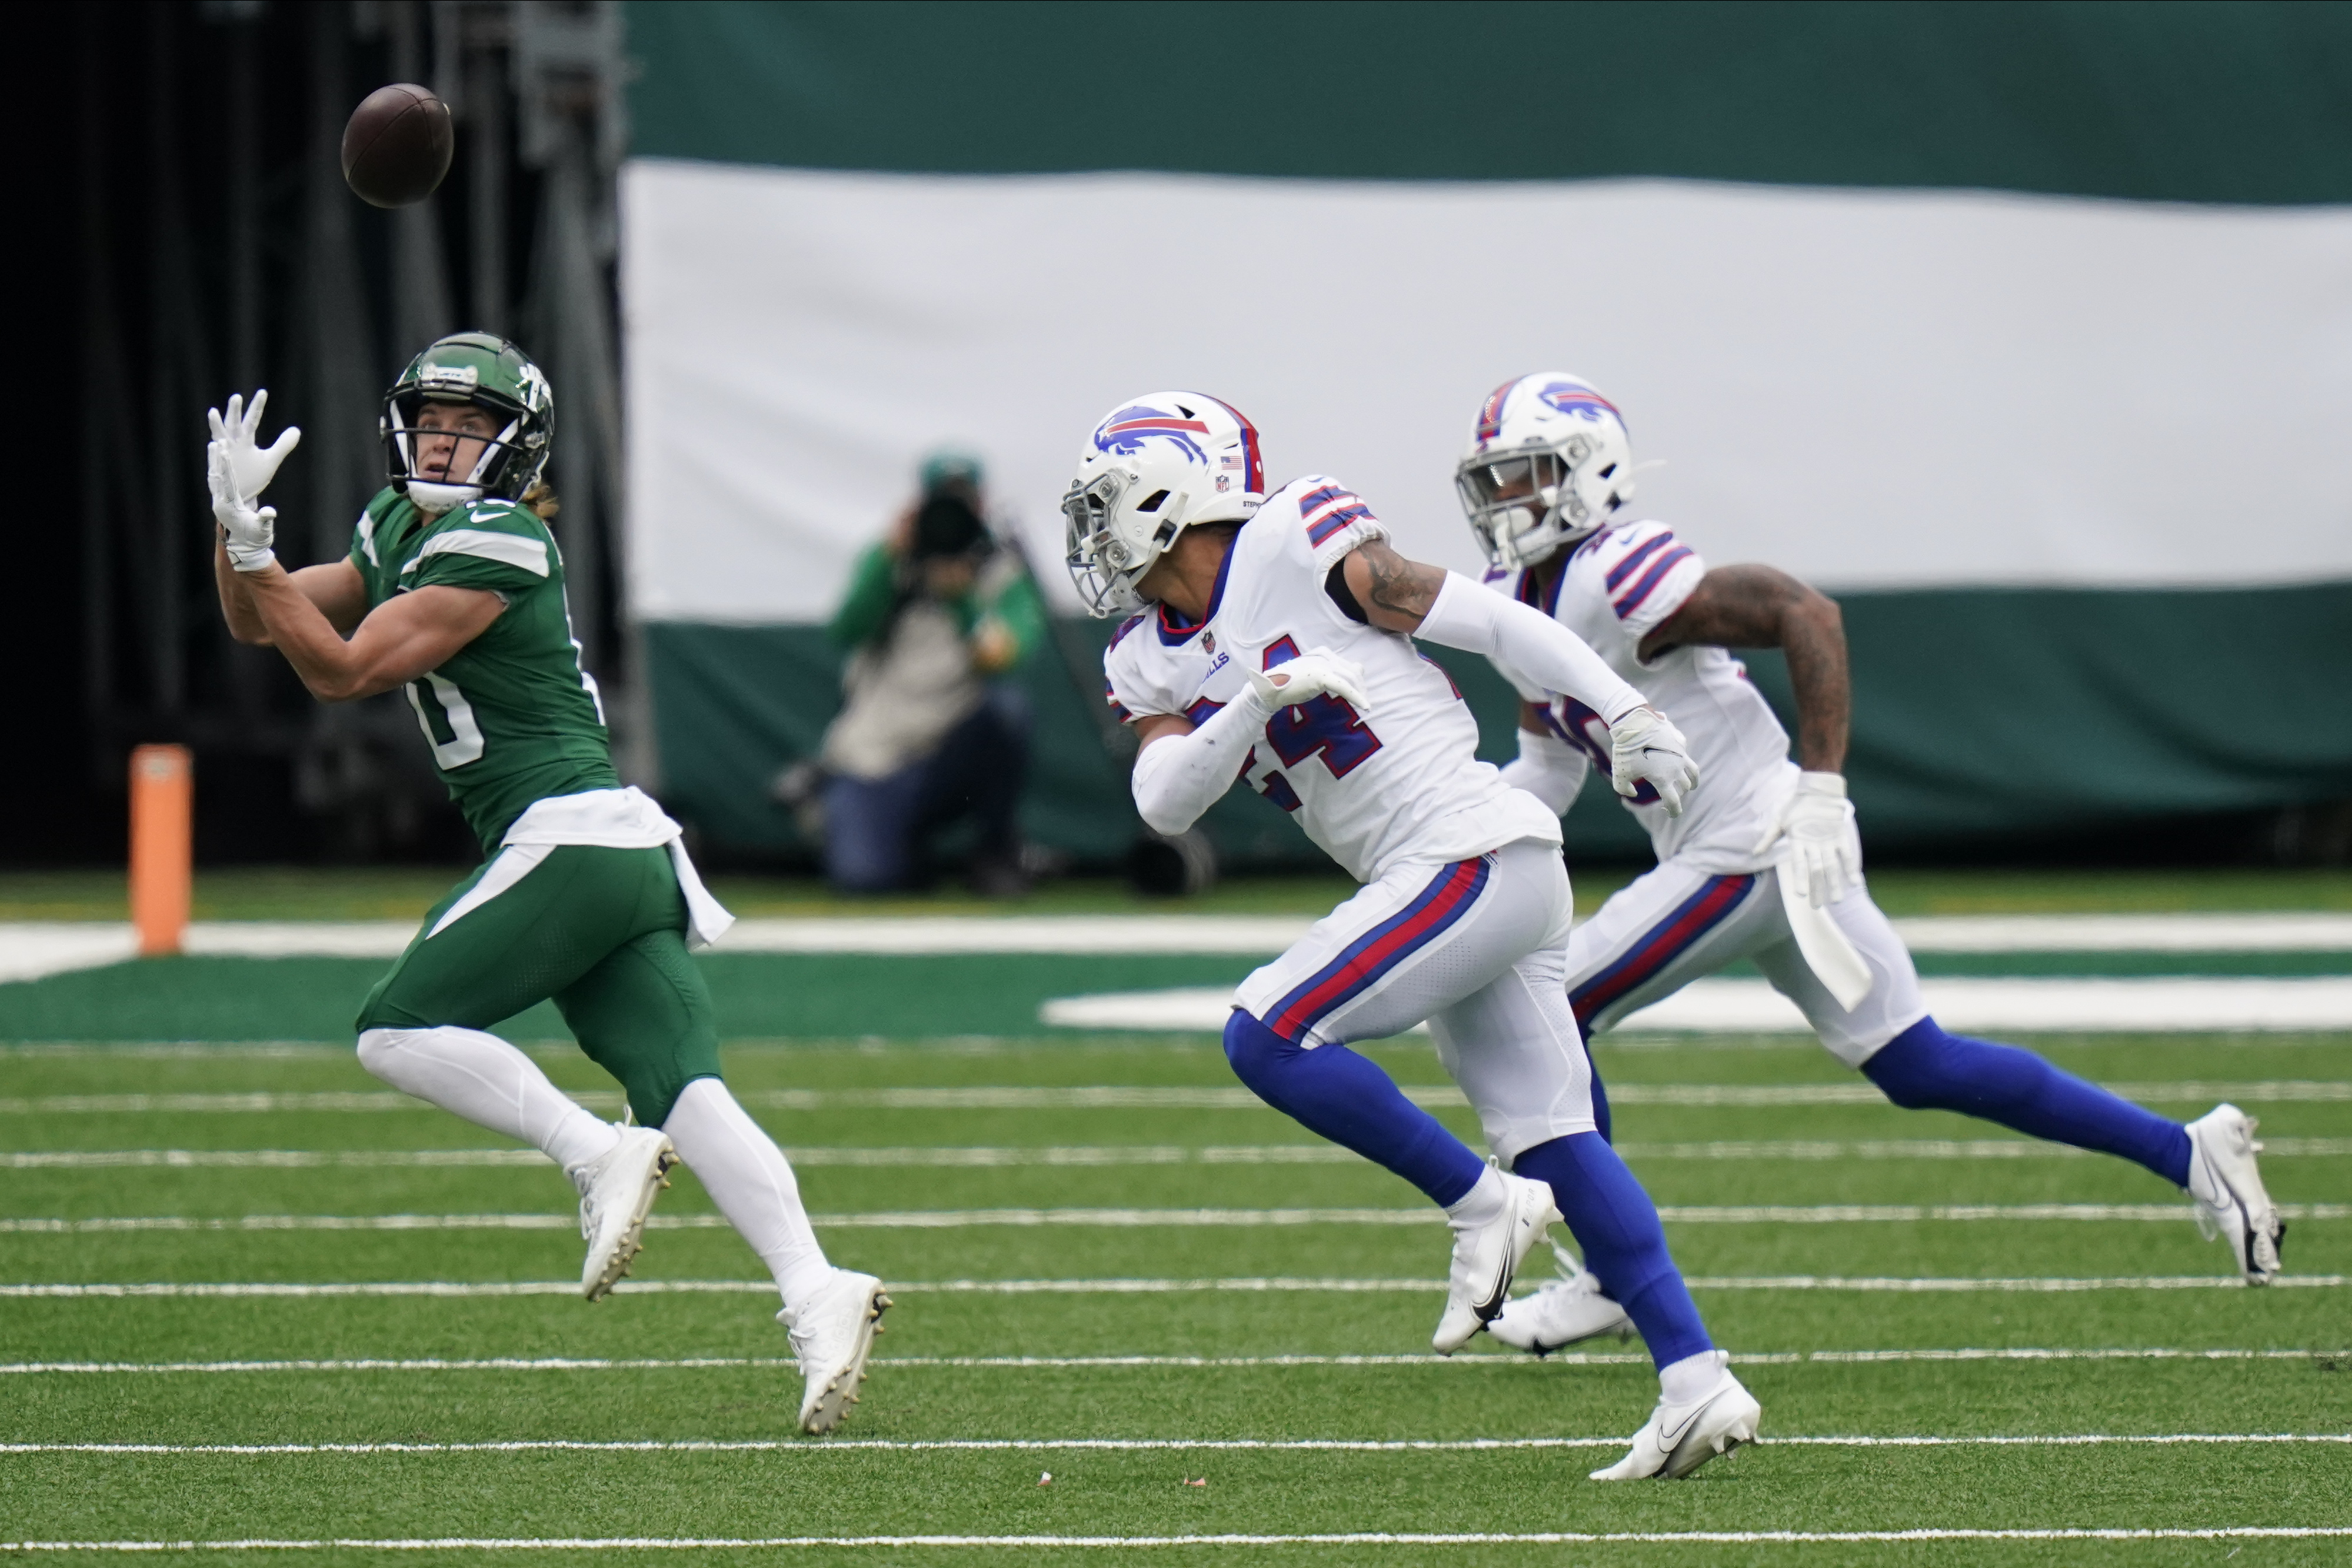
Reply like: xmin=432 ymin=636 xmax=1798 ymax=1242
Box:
xmin=1606 ymin=705 xmax=1700 ymax=817
xmin=1245 ymin=648 xmax=1371 ymax=713
xmin=207 ymin=441 xmax=278 ymax=573
xmin=205 ymin=390 xmax=299 ymax=575
xmin=1753 ymin=770 xmax=1864 ymax=908
xmin=208 ymin=390 xmax=301 ymax=502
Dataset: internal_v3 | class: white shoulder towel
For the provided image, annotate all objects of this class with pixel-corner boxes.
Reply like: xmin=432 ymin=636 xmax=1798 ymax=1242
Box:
xmin=428 ymin=786 xmax=735 ymax=949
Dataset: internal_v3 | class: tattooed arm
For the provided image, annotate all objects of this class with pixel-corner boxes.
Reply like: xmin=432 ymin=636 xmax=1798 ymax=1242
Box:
xmin=1640 ymin=564 xmax=1848 ymax=772
xmin=1336 ymin=538 xmax=1653 ymax=733
xmin=1331 ymin=539 xmax=1449 ymax=630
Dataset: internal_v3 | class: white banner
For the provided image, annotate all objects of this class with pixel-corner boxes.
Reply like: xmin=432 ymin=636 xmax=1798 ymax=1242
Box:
xmin=622 ymin=161 xmax=2352 ymax=622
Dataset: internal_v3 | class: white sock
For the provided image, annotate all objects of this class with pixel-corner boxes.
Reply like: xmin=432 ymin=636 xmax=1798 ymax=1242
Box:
xmin=1658 ymin=1349 xmax=1724 ymax=1405
xmin=357 ymin=1026 xmax=619 ymax=1173
xmin=1443 ymin=1163 xmax=1507 ymax=1230
xmin=661 ymin=1077 xmax=832 ymax=1312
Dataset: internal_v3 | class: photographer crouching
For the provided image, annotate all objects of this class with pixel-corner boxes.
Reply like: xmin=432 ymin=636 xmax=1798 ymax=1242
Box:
xmin=812 ymin=456 xmax=1044 ymax=896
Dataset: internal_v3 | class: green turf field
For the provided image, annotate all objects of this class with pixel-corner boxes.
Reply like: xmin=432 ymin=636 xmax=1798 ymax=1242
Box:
xmin=1 ymin=875 xmax=2347 ymax=1562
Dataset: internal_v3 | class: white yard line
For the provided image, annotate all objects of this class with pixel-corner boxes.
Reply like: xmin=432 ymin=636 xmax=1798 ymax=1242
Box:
xmin=10 ymin=1137 xmax=2350 ymax=1170
xmin=2 ymin=1274 xmax=2344 ymax=1299
xmin=6 ymin=909 xmax=2351 ymax=968
xmin=2 ymin=1202 xmax=2342 ymax=1233
xmin=4 ymin=1530 xmax=2348 ymax=1551
xmin=1 ymin=1347 xmax=2337 ymax=1376
xmin=5 ymin=1080 xmax=2343 ymax=1115
xmin=6 ymin=1434 xmax=2350 ymax=1457
xmin=1047 ymin=979 xmax=2352 ymax=1032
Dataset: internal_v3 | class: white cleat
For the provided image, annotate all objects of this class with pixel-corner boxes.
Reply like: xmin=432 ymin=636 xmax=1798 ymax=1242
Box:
xmin=572 ymin=1125 xmax=676 ymax=1302
xmin=1489 ymin=1242 xmax=1634 ymax=1355
xmin=1589 ymin=1351 xmax=1761 ymax=1482
xmin=2185 ymin=1103 xmax=2285 ymax=1283
xmin=1433 ymin=1167 xmax=1561 ymax=1355
xmin=782 ymin=1268 xmax=891 ymax=1434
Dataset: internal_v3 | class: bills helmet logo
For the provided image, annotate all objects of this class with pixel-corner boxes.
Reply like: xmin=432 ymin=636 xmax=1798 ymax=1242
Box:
xmin=1094 ymin=405 xmax=1211 ymax=464
xmin=1538 ymin=380 xmax=1624 ymax=429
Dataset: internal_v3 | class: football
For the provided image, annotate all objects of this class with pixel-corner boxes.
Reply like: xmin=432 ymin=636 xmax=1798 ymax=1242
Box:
xmin=341 ymin=83 xmax=454 ymax=208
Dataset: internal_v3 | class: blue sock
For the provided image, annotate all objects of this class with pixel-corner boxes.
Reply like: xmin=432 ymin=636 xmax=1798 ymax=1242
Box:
xmin=1223 ymin=1010 xmax=1485 ymax=1206
xmin=1514 ymin=1132 xmax=1712 ymax=1370
xmin=1863 ymin=1017 xmax=2192 ymax=1186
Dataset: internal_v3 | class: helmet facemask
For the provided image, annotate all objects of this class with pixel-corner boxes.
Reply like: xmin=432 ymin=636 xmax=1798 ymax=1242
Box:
xmin=1063 ymin=469 xmax=1187 ymax=618
xmin=388 ymin=395 xmax=536 ymax=513
xmin=1457 ymin=436 xmax=1621 ymax=569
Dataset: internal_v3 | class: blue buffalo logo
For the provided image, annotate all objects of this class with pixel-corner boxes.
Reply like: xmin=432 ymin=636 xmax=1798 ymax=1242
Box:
xmin=1540 ymin=382 xmax=1624 ymax=428
xmin=1095 ymin=406 xmax=1212 ymax=463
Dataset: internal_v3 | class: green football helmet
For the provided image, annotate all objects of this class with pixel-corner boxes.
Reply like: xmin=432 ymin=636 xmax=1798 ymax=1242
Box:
xmin=381 ymin=332 xmax=555 ymax=511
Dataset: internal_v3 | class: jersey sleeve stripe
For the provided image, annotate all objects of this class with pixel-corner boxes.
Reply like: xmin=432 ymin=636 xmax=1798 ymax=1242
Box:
xmin=1302 ymin=490 xmax=1375 ymax=546
xmin=1613 ymin=546 xmax=1694 ymax=619
xmin=1102 ymin=679 xmax=1134 ymax=723
xmin=1601 ymin=530 xmax=1674 ymax=591
xmin=411 ymin=529 xmax=551 ymax=578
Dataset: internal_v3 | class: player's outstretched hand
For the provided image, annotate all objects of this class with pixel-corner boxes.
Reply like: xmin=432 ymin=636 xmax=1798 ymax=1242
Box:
xmin=206 ymin=441 xmax=279 ymax=574
xmin=205 ymin=390 xmax=301 ymax=506
xmin=1607 ymin=705 xmax=1700 ymax=817
xmin=1245 ymin=648 xmax=1371 ymax=713
xmin=1753 ymin=771 xmax=1863 ymax=908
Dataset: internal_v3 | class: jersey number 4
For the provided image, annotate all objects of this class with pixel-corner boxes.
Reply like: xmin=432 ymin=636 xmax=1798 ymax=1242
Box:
xmin=1261 ymin=636 xmax=1381 ymax=777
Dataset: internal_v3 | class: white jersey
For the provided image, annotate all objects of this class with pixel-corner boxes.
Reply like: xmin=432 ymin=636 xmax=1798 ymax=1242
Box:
xmin=1488 ymin=517 xmax=1797 ymax=871
xmin=1105 ymin=476 xmax=1560 ymax=883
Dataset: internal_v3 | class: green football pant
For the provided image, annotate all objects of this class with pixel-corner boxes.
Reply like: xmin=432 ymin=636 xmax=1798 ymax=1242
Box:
xmin=356 ymin=843 xmax=722 ymax=1126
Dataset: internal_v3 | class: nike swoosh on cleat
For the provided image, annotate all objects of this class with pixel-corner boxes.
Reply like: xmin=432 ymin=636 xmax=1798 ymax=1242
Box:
xmin=1654 ymin=1401 xmax=1707 ymax=1453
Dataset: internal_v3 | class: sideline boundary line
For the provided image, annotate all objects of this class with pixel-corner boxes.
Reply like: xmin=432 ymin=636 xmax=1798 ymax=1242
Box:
xmin=2 ymin=1347 xmax=2341 ymax=1376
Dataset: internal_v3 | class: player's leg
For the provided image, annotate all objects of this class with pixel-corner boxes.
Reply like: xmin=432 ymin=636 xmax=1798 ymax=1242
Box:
xmin=1567 ymin=861 xmax=1777 ymax=1042
xmin=1431 ymin=850 xmax=1758 ymax=1479
xmin=554 ymin=907 xmax=886 ymax=1433
xmin=1224 ymin=859 xmax=1507 ymax=1209
xmin=1490 ymin=862 xmax=1781 ymax=1340
xmin=1750 ymin=880 xmax=2280 ymax=1279
xmin=355 ymin=845 xmax=680 ymax=1297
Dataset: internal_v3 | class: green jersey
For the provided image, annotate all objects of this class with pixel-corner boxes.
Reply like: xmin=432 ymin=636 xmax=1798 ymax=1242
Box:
xmin=350 ymin=487 xmax=618 ymax=849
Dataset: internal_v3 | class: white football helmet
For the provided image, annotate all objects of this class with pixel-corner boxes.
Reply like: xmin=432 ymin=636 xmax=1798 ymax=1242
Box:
xmin=1062 ymin=392 xmax=1264 ymax=617
xmin=1455 ymin=373 xmax=1636 ymax=569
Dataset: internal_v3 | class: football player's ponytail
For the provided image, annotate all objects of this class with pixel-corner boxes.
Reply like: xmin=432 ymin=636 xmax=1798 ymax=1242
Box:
xmin=522 ymin=481 xmax=560 ymax=521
